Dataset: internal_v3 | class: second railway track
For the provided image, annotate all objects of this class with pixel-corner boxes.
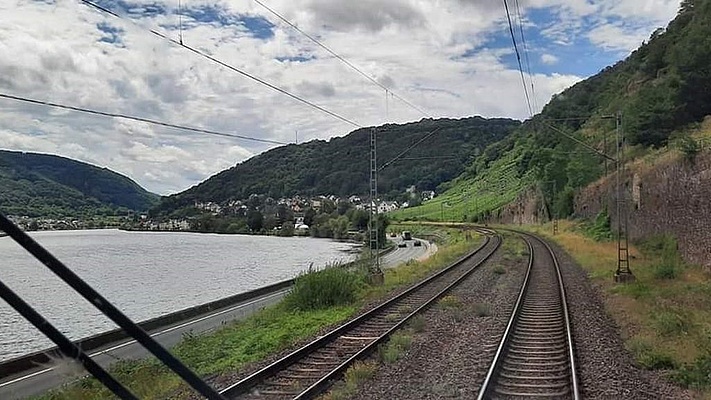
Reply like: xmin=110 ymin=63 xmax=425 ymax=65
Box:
xmin=478 ymin=231 xmax=579 ymax=400
xmin=220 ymin=230 xmax=501 ymax=399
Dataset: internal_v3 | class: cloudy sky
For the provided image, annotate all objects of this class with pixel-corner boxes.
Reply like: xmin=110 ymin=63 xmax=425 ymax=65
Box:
xmin=0 ymin=0 xmax=681 ymax=195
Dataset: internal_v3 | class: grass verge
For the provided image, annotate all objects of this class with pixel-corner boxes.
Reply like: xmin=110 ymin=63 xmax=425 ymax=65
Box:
xmin=521 ymin=221 xmax=711 ymax=398
xmin=35 ymin=226 xmax=481 ymax=399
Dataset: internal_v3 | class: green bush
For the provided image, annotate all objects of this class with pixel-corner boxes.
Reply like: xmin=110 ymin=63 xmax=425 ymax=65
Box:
xmin=639 ymin=235 xmax=684 ymax=280
xmin=673 ymin=354 xmax=711 ymax=389
xmin=628 ymin=337 xmax=676 ymax=370
xmin=653 ymin=262 xmax=679 ymax=279
xmin=379 ymin=332 xmax=412 ymax=364
xmin=653 ymin=310 xmax=691 ymax=336
xmin=580 ymin=209 xmax=612 ymax=241
xmin=283 ymin=265 xmax=367 ymax=311
xmin=675 ymin=135 xmax=700 ymax=161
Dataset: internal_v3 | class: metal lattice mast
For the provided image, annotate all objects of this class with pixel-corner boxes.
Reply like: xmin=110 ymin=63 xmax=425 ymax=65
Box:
xmin=615 ymin=112 xmax=633 ymax=280
xmin=369 ymin=127 xmax=381 ymax=274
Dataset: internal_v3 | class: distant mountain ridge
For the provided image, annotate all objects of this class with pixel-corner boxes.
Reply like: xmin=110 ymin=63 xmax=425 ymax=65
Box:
xmin=0 ymin=150 xmax=159 ymax=217
xmin=154 ymin=116 xmax=520 ymax=215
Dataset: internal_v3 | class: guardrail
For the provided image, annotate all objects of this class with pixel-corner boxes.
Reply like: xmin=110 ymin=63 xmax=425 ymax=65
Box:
xmin=0 ymin=278 xmax=294 ymax=379
xmin=0 ymin=245 xmax=399 ymax=379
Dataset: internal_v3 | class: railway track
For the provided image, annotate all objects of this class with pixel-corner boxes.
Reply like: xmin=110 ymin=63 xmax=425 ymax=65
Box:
xmin=477 ymin=232 xmax=579 ymax=399
xmin=220 ymin=229 xmax=501 ymax=399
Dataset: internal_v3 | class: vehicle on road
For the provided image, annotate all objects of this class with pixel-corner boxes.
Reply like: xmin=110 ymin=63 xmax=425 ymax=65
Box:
xmin=402 ymin=231 xmax=412 ymax=240
xmin=413 ymin=240 xmax=422 ymax=247
xmin=398 ymin=242 xmax=407 ymax=248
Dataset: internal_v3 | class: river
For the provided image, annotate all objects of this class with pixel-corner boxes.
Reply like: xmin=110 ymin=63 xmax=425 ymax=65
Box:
xmin=0 ymin=229 xmax=359 ymax=361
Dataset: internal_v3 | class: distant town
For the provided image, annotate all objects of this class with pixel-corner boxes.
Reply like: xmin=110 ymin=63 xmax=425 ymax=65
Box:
xmin=6 ymin=188 xmax=437 ymax=234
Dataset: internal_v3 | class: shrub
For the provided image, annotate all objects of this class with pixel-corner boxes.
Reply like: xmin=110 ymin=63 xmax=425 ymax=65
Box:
xmin=653 ymin=262 xmax=679 ymax=279
xmin=438 ymin=295 xmax=461 ymax=309
xmin=639 ymin=235 xmax=684 ymax=280
xmin=673 ymin=354 xmax=711 ymax=389
xmin=408 ymin=315 xmax=426 ymax=333
xmin=653 ymin=310 xmax=691 ymax=336
xmin=493 ymin=265 xmax=506 ymax=275
xmin=379 ymin=332 xmax=412 ymax=364
xmin=283 ymin=265 xmax=366 ymax=311
xmin=676 ymin=135 xmax=700 ymax=161
xmin=628 ymin=338 xmax=676 ymax=370
xmin=580 ymin=209 xmax=612 ymax=241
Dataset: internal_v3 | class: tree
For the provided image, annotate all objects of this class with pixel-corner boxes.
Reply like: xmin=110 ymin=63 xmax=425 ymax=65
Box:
xmin=347 ymin=209 xmax=369 ymax=231
xmin=263 ymin=214 xmax=277 ymax=231
xmin=303 ymin=207 xmax=316 ymax=227
xmin=246 ymin=210 xmax=263 ymax=232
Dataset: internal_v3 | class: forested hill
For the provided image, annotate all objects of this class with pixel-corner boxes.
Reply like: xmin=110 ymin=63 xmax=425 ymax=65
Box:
xmin=401 ymin=0 xmax=711 ymax=221
xmin=0 ymin=150 xmax=159 ymax=217
xmin=540 ymin=0 xmax=710 ymax=147
xmin=155 ymin=116 xmax=519 ymax=213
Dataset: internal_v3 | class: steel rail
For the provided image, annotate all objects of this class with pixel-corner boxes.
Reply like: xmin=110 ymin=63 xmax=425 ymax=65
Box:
xmin=477 ymin=230 xmax=579 ymax=400
xmin=221 ymin=230 xmax=500 ymax=399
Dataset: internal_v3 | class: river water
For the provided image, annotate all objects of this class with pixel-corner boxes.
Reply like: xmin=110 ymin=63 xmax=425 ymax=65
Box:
xmin=0 ymin=229 xmax=358 ymax=361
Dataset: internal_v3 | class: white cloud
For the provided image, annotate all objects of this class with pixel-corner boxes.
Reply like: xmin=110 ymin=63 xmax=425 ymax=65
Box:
xmin=586 ymin=23 xmax=649 ymax=52
xmin=0 ymin=0 xmax=681 ymax=195
xmin=540 ymin=53 xmax=559 ymax=65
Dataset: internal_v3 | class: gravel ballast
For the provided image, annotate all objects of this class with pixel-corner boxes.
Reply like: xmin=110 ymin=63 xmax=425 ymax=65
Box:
xmin=344 ymin=234 xmax=693 ymax=400
xmin=550 ymin=240 xmax=693 ymax=399
xmin=346 ymin=234 xmax=528 ymax=399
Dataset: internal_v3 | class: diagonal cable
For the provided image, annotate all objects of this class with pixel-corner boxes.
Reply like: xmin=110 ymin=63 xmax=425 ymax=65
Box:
xmin=252 ymin=0 xmax=432 ymax=118
xmin=79 ymin=0 xmax=362 ymax=128
xmin=0 ymin=213 xmax=227 ymax=400
xmin=379 ymin=127 xmax=441 ymax=171
xmin=502 ymin=0 xmax=533 ymax=116
xmin=513 ymin=0 xmax=538 ymax=113
xmin=0 ymin=92 xmax=287 ymax=145
xmin=0 ymin=275 xmax=138 ymax=399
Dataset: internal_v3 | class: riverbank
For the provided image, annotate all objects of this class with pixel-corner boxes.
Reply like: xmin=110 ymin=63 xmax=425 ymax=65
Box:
xmin=0 ymin=230 xmax=358 ymax=361
xmin=32 ymin=226 xmax=476 ymax=399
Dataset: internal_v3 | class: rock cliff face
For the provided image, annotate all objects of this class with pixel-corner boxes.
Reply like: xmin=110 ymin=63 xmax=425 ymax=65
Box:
xmin=574 ymin=150 xmax=711 ymax=270
xmin=492 ymin=187 xmax=549 ymax=225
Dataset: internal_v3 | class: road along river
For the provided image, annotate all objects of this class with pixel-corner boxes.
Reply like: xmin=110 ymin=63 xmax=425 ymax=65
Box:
xmin=0 ymin=229 xmax=359 ymax=361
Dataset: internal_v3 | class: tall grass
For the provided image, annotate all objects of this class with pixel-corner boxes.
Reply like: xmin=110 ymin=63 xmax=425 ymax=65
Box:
xmin=523 ymin=222 xmax=711 ymax=395
xmin=284 ymin=264 xmax=368 ymax=311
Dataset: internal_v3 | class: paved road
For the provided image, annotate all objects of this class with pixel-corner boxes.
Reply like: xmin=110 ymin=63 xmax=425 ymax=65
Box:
xmin=0 ymin=241 xmax=436 ymax=399
xmin=381 ymin=237 xmax=435 ymax=268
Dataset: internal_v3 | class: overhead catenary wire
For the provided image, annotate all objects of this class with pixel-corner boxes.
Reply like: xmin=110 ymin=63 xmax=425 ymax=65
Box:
xmin=379 ymin=127 xmax=441 ymax=171
xmin=541 ymin=120 xmax=616 ymax=162
xmin=0 ymin=92 xmax=288 ymax=145
xmin=502 ymin=0 xmax=533 ymax=117
xmin=513 ymin=0 xmax=537 ymax=113
xmin=252 ymin=0 xmax=432 ymax=119
xmin=79 ymin=0 xmax=363 ymax=129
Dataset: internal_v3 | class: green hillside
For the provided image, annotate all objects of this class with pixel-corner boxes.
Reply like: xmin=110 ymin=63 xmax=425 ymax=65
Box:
xmin=154 ymin=116 xmax=519 ymax=214
xmin=394 ymin=0 xmax=711 ymax=222
xmin=0 ymin=150 xmax=159 ymax=217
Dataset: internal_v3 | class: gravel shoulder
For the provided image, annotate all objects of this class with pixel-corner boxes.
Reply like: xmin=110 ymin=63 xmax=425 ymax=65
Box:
xmin=345 ymin=234 xmax=527 ymax=399
xmin=550 ymin=240 xmax=693 ymax=399
xmin=342 ymin=234 xmax=693 ymax=400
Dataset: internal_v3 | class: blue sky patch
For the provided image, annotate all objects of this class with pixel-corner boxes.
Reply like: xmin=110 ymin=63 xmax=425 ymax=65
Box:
xmin=176 ymin=5 xmax=275 ymax=39
xmin=97 ymin=22 xmax=124 ymax=46
xmin=93 ymin=0 xmax=166 ymax=18
xmin=276 ymin=55 xmax=315 ymax=63
xmin=459 ymin=6 xmax=645 ymax=78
